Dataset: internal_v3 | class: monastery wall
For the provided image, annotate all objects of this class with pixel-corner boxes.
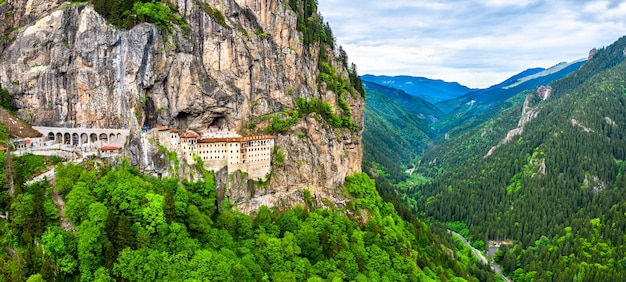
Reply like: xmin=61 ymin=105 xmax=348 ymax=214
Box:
xmin=154 ymin=127 xmax=274 ymax=180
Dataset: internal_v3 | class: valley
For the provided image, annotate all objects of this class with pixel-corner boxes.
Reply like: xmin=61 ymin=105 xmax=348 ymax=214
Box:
xmin=1 ymin=0 xmax=624 ymax=281
xmin=0 ymin=0 xmax=499 ymax=281
xmin=363 ymin=36 xmax=626 ymax=281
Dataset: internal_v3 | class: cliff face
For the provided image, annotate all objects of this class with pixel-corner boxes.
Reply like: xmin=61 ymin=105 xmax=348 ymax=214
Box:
xmin=0 ymin=0 xmax=364 ymax=212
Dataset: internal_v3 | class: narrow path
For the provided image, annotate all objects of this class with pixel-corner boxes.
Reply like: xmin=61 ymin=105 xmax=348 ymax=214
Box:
xmin=25 ymin=167 xmax=56 ymax=186
xmin=52 ymin=189 xmax=75 ymax=233
xmin=24 ymin=159 xmax=80 ymax=233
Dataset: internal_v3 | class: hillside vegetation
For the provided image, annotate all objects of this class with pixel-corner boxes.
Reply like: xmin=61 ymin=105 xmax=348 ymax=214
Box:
xmin=361 ymin=57 xmax=584 ymax=182
xmin=433 ymin=60 xmax=585 ymax=133
xmin=0 ymin=151 xmax=496 ymax=281
xmin=362 ymin=82 xmax=440 ymax=182
xmin=412 ymin=36 xmax=626 ymax=281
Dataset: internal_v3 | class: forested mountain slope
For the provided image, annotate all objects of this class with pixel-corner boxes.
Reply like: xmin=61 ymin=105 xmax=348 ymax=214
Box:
xmin=362 ymin=81 xmax=439 ymax=182
xmin=434 ymin=60 xmax=585 ymax=132
xmin=413 ymin=36 xmax=626 ymax=281
xmin=361 ymin=75 xmax=472 ymax=104
xmin=361 ymin=61 xmax=584 ymax=185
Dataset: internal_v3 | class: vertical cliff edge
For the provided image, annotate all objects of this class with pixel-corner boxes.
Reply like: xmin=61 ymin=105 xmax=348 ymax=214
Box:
xmin=0 ymin=0 xmax=364 ymax=212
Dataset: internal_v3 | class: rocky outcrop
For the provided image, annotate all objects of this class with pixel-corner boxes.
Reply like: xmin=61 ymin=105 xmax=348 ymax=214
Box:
xmin=0 ymin=0 xmax=364 ymax=212
xmin=588 ymin=48 xmax=599 ymax=60
xmin=485 ymin=86 xmax=548 ymax=158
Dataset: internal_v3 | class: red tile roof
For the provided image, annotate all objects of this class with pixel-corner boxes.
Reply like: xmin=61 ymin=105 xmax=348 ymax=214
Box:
xmin=179 ymin=131 xmax=199 ymax=138
xmin=197 ymin=135 xmax=274 ymax=143
xmin=101 ymin=145 xmax=122 ymax=151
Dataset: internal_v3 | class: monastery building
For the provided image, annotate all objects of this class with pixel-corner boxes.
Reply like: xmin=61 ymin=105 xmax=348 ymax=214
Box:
xmin=155 ymin=126 xmax=274 ymax=180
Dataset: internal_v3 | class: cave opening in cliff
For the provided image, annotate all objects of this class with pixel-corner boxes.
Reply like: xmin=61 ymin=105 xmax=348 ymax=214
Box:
xmin=209 ymin=117 xmax=227 ymax=129
xmin=174 ymin=112 xmax=191 ymax=130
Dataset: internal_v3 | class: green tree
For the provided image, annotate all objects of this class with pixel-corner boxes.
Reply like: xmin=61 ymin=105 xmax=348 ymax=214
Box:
xmin=41 ymin=227 xmax=79 ymax=276
xmin=65 ymin=182 xmax=97 ymax=225
xmin=142 ymin=193 xmax=165 ymax=234
xmin=164 ymin=187 xmax=176 ymax=224
xmin=77 ymin=203 xmax=109 ymax=281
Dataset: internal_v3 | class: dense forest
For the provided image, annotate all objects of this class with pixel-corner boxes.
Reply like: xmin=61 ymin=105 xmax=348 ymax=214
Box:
xmin=0 ymin=147 xmax=497 ymax=281
xmin=409 ymin=36 xmax=626 ymax=280
xmin=361 ymin=81 xmax=441 ymax=183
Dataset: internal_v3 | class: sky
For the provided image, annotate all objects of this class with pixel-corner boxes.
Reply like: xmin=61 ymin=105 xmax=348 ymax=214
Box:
xmin=317 ymin=0 xmax=626 ymax=88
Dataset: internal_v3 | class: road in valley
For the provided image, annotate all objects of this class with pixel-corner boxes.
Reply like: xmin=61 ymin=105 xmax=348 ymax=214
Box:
xmin=448 ymin=230 xmax=488 ymax=264
xmin=448 ymin=230 xmax=512 ymax=282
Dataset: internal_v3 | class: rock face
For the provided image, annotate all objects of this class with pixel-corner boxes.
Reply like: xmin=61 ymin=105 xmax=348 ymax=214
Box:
xmin=0 ymin=0 xmax=364 ymax=212
xmin=485 ymin=86 xmax=548 ymax=158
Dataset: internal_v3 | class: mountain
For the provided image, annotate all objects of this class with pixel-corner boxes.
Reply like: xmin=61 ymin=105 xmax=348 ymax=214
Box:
xmin=0 ymin=1 xmax=496 ymax=281
xmin=362 ymin=81 xmax=439 ymax=181
xmin=414 ymin=36 xmax=626 ymax=281
xmin=361 ymin=74 xmax=472 ymax=104
xmin=363 ymin=81 xmax=443 ymax=123
xmin=0 ymin=0 xmax=366 ymax=210
xmin=361 ymin=60 xmax=585 ymax=181
xmin=434 ymin=60 xmax=585 ymax=132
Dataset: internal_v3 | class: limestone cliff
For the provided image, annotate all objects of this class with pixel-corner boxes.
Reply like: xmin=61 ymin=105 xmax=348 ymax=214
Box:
xmin=0 ymin=0 xmax=364 ymax=212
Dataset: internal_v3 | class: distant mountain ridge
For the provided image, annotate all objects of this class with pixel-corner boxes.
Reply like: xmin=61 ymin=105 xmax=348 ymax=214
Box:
xmin=363 ymin=81 xmax=443 ymax=123
xmin=361 ymin=59 xmax=586 ymax=185
xmin=433 ymin=60 xmax=586 ymax=132
xmin=361 ymin=75 xmax=473 ymax=104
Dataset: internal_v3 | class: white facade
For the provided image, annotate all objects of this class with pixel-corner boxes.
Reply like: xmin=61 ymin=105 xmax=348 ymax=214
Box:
xmin=155 ymin=127 xmax=274 ymax=180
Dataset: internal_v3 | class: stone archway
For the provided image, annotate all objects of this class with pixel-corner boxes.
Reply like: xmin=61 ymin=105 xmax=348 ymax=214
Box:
xmin=110 ymin=133 xmax=116 ymax=143
xmin=90 ymin=133 xmax=98 ymax=143
xmin=64 ymin=133 xmax=71 ymax=144
xmin=56 ymin=133 xmax=62 ymax=144
xmin=72 ymin=133 xmax=79 ymax=146
xmin=47 ymin=132 xmax=55 ymax=142
xmin=80 ymin=133 xmax=88 ymax=145
xmin=99 ymin=133 xmax=108 ymax=144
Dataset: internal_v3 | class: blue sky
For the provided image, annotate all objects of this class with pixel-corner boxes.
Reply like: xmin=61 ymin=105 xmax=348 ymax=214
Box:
xmin=317 ymin=0 xmax=626 ymax=88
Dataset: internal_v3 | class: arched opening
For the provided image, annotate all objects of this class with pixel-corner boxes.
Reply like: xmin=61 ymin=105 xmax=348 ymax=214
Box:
xmin=80 ymin=133 xmax=88 ymax=145
xmin=72 ymin=133 xmax=79 ymax=146
xmin=47 ymin=132 xmax=55 ymax=141
xmin=64 ymin=133 xmax=70 ymax=144
xmin=117 ymin=133 xmax=121 ymax=140
xmin=110 ymin=133 xmax=116 ymax=143
xmin=56 ymin=133 xmax=62 ymax=144
xmin=99 ymin=133 xmax=108 ymax=144
xmin=90 ymin=133 xmax=98 ymax=143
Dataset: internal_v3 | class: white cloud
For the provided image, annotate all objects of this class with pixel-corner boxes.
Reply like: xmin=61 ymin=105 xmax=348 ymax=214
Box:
xmin=317 ymin=0 xmax=626 ymax=88
xmin=480 ymin=0 xmax=541 ymax=8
